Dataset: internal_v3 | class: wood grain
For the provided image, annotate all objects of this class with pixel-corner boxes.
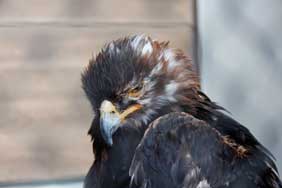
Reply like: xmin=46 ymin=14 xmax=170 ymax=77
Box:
xmin=0 ymin=0 xmax=194 ymax=25
xmin=0 ymin=0 xmax=196 ymax=183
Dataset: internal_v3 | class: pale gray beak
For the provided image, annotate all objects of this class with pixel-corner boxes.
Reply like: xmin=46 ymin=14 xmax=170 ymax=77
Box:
xmin=99 ymin=100 xmax=122 ymax=146
xmin=99 ymin=100 xmax=142 ymax=146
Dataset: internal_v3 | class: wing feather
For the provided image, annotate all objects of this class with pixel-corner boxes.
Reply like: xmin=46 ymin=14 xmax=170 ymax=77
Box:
xmin=129 ymin=112 xmax=282 ymax=188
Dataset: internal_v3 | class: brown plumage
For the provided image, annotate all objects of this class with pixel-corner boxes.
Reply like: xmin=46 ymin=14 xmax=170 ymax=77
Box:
xmin=82 ymin=35 xmax=282 ymax=188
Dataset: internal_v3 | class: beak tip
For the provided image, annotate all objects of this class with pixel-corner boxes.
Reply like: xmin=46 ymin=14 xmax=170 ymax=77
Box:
xmin=107 ymin=139 xmax=113 ymax=146
xmin=100 ymin=125 xmax=114 ymax=147
xmin=100 ymin=113 xmax=121 ymax=147
xmin=101 ymin=130 xmax=114 ymax=147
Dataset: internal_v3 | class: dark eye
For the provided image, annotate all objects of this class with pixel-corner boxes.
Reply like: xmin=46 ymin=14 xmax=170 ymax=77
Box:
xmin=128 ymin=84 xmax=143 ymax=98
xmin=132 ymin=85 xmax=142 ymax=92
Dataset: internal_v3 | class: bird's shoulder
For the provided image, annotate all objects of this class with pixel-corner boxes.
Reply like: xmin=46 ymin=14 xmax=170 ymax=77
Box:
xmin=129 ymin=112 xmax=282 ymax=188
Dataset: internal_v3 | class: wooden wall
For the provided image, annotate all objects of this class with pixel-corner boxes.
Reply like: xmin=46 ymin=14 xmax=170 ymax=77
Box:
xmin=0 ymin=0 xmax=196 ymax=182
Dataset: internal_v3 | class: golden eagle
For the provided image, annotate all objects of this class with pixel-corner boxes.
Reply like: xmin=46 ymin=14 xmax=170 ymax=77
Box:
xmin=82 ymin=35 xmax=282 ymax=188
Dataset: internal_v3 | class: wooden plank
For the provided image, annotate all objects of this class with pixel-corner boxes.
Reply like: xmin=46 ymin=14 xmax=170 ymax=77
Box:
xmin=0 ymin=70 xmax=92 ymax=181
xmin=0 ymin=26 xmax=195 ymax=182
xmin=0 ymin=26 xmax=194 ymax=70
xmin=0 ymin=0 xmax=195 ymax=25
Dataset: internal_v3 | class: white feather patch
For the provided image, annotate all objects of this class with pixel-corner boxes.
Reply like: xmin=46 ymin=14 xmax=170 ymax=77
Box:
xmin=108 ymin=42 xmax=120 ymax=53
xmin=165 ymin=81 xmax=179 ymax=102
xmin=142 ymin=42 xmax=153 ymax=56
xmin=265 ymin=161 xmax=279 ymax=178
xmin=131 ymin=35 xmax=145 ymax=50
xmin=196 ymin=179 xmax=211 ymax=188
xmin=150 ymin=62 xmax=163 ymax=76
xmin=163 ymin=49 xmax=179 ymax=71
xmin=109 ymin=42 xmax=115 ymax=50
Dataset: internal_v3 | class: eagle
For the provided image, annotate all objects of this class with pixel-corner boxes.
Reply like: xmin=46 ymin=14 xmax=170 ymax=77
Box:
xmin=81 ymin=35 xmax=282 ymax=188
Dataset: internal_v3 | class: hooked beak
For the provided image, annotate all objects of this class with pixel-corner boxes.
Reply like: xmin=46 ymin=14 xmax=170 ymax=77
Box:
xmin=99 ymin=100 xmax=142 ymax=146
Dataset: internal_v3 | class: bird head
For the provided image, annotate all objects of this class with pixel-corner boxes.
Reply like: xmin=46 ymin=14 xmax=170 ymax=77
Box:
xmin=82 ymin=35 xmax=201 ymax=147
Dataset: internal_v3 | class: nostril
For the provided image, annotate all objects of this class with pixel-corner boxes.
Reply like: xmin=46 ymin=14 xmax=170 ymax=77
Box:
xmin=110 ymin=110 xmax=115 ymax=114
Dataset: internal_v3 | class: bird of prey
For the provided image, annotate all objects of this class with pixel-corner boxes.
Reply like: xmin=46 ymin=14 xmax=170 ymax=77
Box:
xmin=81 ymin=35 xmax=282 ymax=188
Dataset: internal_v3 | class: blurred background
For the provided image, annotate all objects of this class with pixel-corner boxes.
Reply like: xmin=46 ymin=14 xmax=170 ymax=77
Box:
xmin=0 ymin=0 xmax=281 ymax=187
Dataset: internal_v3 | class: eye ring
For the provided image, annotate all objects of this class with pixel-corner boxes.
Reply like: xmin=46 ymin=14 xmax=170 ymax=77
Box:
xmin=128 ymin=86 xmax=143 ymax=98
xmin=132 ymin=85 xmax=142 ymax=91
